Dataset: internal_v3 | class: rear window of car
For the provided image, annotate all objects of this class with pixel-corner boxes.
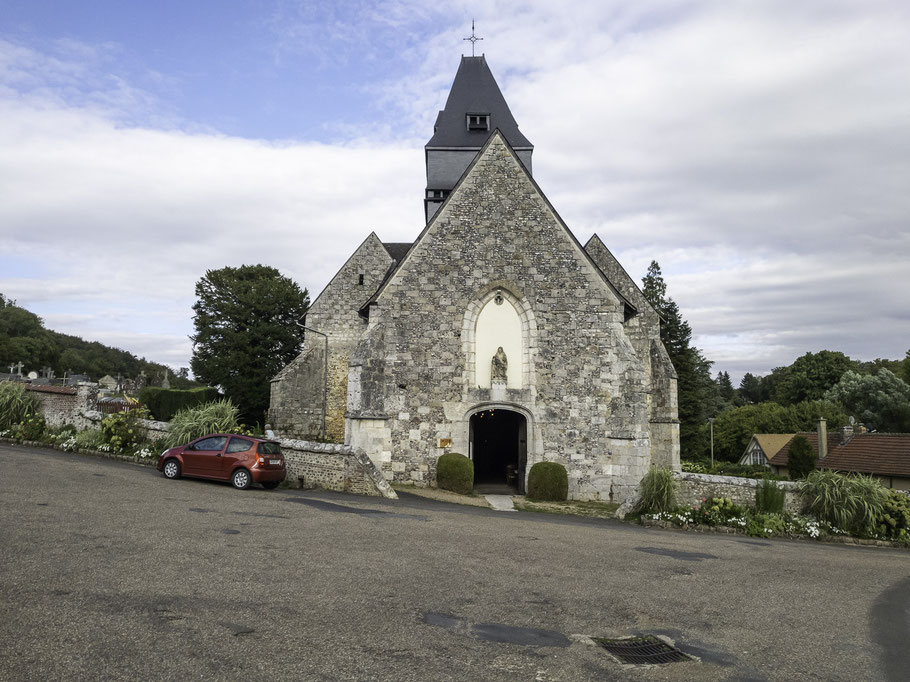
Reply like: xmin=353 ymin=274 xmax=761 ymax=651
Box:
xmin=226 ymin=437 xmax=253 ymax=454
xmin=257 ymin=442 xmax=281 ymax=456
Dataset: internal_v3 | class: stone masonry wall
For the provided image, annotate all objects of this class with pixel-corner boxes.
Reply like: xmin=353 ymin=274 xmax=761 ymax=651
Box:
xmin=27 ymin=382 xmax=99 ymax=430
xmin=349 ymin=133 xmax=654 ymax=502
xmin=676 ymin=472 xmax=801 ymax=514
xmin=269 ymin=233 xmax=395 ymax=442
xmin=279 ymin=438 xmax=396 ymax=498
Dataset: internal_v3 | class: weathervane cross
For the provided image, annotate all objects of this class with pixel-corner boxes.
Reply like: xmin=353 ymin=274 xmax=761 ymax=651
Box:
xmin=463 ymin=20 xmax=483 ymax=56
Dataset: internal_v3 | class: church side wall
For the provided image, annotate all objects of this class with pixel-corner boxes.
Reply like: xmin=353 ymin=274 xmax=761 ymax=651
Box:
xmin=268 ymin=234 xmax=393 ymax=443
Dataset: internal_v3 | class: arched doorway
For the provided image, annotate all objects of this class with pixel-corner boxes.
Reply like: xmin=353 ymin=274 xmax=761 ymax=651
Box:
xmin=469 ymin=408 xmax=527 ymax=493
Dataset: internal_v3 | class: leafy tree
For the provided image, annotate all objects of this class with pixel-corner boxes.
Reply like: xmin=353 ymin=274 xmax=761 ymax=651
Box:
xmin=770 ymin=350 xmax=856 ymax=406
xmin=825 ymin=369 xmax=910 ymax=432
xmin=787 ymin=435 xmax=816 ymax=480
xmin=190 ymin=265 xmax=309 ymax=425
xmin=738 ymin=372 xmax=762 ymax=404
xmin=642 ymin=262 xmax=716 ymax=458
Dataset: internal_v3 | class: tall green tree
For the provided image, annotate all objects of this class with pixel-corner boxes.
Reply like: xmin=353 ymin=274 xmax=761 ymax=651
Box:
xmin=825 ymin=369 xmax=910 ymax=432
xmin=770 ymin=350 xmax=857 ymax=406
xmin=190 ymin=265 xmax=309 ymax=425
xmin=738 ymin=372 xmax=762 ymax=404
xmin=787 ymin=435 xmax=816 ymax=480
xmin=642 ymin=261 xmax=716 ymax=458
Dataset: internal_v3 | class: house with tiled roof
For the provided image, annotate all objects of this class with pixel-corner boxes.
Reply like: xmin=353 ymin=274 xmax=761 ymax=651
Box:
xmin=766 ymin=421 xmax=910 ymax=491
xmin=739 ymin=434 xmax=794 ymax=467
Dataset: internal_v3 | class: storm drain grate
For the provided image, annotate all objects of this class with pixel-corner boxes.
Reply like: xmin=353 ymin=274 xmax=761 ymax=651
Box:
xmin=594 ymin=635 xmax=691 ymax=665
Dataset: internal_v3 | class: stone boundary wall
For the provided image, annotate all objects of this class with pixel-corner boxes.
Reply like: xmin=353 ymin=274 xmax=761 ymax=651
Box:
xmin=278 ymin=439 xmax=397 ymax=499
xmin=676 ymin=472 xmax=801 ymax=514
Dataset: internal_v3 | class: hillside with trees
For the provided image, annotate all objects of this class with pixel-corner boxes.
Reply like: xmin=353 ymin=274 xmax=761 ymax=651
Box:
xmin=0 ymin=293 xmax=195 ymax=386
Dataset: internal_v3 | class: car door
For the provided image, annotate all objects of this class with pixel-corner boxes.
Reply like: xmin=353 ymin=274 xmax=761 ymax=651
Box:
xmin=183 ymin=436 xmax=228 ymax=478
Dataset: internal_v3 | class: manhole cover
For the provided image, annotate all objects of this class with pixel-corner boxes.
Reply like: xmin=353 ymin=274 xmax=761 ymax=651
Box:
xmin=595 ymin=635 xmax=692 ymax=665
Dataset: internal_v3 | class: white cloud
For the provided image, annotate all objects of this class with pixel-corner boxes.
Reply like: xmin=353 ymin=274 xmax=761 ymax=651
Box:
xmin=2 ymin=1 xmax=910 ymax=383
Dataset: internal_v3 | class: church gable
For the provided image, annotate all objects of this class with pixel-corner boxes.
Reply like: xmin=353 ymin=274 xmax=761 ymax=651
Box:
xmin=584 ymin=234 xmax=659 ymax=326
xmin=377 ymin=131 xmax=631 ymax=318
xmin=308 ymin=232 xmax=394 ymax=341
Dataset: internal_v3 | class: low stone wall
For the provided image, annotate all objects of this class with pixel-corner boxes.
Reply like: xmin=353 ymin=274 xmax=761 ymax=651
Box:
xmin=676 ymin=472 xmax=801 ymax=514
xmin=278 ymin=439 xmax=397 ymax=499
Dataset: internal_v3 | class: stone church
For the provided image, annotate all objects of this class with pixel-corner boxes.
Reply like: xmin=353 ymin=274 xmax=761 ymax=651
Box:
xmin=269 ymin=55 xmax=679 ymax=501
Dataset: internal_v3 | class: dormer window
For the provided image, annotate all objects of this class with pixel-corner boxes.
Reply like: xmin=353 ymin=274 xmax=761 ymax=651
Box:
xmin=466 ymin=114 xmax=490 ymax=131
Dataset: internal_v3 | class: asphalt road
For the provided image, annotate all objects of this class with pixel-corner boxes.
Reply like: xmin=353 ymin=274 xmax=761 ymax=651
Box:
xmin=1 ymin=444 xmax=908 ymax=681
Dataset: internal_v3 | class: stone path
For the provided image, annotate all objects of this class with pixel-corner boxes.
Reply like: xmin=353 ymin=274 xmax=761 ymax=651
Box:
xmin=483 ymin=494 xmax=516 ymax=512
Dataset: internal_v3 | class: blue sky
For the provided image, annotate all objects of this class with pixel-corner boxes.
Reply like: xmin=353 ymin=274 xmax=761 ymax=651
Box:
xmin=2 ymin=1 xmax=909 ymax=382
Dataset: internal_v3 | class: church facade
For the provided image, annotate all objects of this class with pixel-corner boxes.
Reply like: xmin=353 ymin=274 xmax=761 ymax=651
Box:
xmin=269 ymin=56 xmax=679 ymax=502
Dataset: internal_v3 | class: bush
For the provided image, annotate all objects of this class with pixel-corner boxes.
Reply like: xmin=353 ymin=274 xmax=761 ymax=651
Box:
xmin=799 ymin=469 xmax=889 ymax=536
xmin=787 ymin=435 xmax=816 ymax=480
xmin=691 ymin=496 xmax=748 ymax=526
xmin=138 ymin=386 xmax=221 ymax=422
xmin=634 ymin=466 xmax=676 ymax=514
xmin=101 ymin=407 xmax=150 ymax=453
xmin=0 ymin=381 xmax=41 ymax=430
xmin=166 ymin=400 xmax=241 ymax=447
xmin=13 ymin=414 xmax=45 ymax=441
xmin=876 ymin=490 xmax=910 ymax=543
xmin=436 ymin=453 xmax=474 ymax=495
xmin=755 ymin=477 xmax=786 ymax=514
xmin=75 ymin=428 xmax=106 ymax=451
xmin=527 ymin=462 xmax=569 ymax=501
xmin=709 ymin=462 xmax=784 ymax=480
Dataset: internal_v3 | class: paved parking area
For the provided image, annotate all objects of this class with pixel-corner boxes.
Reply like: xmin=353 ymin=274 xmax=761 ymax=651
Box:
xmin=1 ymin=444 xmax=908 ymax=681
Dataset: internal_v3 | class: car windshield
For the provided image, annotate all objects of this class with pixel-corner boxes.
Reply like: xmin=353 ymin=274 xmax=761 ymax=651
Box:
xmin=257 ymin=442 xmax=281 ymax=455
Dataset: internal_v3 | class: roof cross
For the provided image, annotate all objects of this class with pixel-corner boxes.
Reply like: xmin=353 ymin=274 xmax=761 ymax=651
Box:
xmin=463 ymin=19 xmax=483 ymax=56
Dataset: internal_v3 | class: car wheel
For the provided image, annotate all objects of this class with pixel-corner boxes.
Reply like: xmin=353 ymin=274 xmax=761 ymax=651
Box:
xmin=162 ymin=459 xmax=181 ymax=479
xmin=231 ymin=468 xmax=251 ymax=490
xmin=260 ymin=481 xmax=280 ymax=490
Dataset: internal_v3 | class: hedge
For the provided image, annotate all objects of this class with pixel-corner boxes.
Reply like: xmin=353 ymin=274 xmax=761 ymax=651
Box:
xmin=436 ymin=452 xmax=474 ymax=495
xmin=527 ymin=462 xmax=568 ymax=501
xmin=138 ymin=386 xmax=221 ymax=422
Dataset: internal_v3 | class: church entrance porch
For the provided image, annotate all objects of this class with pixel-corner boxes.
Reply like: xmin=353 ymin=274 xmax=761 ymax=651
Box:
xmin=469 ymin=408 xmax=527 ymax=494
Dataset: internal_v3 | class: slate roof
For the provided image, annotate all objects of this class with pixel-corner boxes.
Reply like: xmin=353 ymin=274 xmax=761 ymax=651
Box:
xmin=426 ymin=56 xmax=532 ymax=150
xmin=381 ymin=242 xmax=413 ymax=263
xmin=768 ymin=432 xmax=910 ymax=478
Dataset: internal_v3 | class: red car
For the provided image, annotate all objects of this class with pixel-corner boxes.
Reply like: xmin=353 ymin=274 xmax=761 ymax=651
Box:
xmin=157 ymin=434 xmax=286 ymax=490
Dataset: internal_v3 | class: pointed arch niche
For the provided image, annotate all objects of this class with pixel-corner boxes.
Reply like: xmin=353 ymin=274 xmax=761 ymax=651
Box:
xmin=463 ymin=286 xmax=537 ymax=390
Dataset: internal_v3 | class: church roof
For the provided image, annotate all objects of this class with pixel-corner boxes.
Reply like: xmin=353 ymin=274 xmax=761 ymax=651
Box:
xmin=381 ymin=242 xmax=412 ymax=263
xmin=425 ymin=56 xmax=532 ymax=150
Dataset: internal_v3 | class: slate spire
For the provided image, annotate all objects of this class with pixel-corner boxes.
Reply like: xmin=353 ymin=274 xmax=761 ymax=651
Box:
xmin=424 ymin=55 xmax=533 ymax=222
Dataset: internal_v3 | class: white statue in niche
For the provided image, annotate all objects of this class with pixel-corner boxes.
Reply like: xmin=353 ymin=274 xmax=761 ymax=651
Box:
xmin=491 ymin=346 xmax=508 ymax=382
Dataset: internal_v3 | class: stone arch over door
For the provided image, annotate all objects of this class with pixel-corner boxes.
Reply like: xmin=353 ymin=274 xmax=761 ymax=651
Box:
xmin=463 ymin=402 xmax=536 ymax=494
xmin=462 ymin=284 xmax=538 ymax=390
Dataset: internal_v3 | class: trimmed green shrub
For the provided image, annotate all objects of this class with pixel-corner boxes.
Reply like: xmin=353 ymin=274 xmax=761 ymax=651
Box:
xmin=0 ymin=381 xmax=40 ymax=430
xmin=139 ymin=386 xmax=221 ymax=422
xmin=787 ymin=435 xmax=816 ymax=480
xmin=634 ymin=466 xmax=676 ymax=513
xmin=755 ymin=477 xmax=786 ymax=514
xmin=527 ymin=462 xmax=569 ymax=502
xmin=165 ymin=400 xmax=240 ymax=447
xmin=436 ymin=452 xmax=474 ymax=495
xmin=799 ymin=469 xmax=888 ymax=536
